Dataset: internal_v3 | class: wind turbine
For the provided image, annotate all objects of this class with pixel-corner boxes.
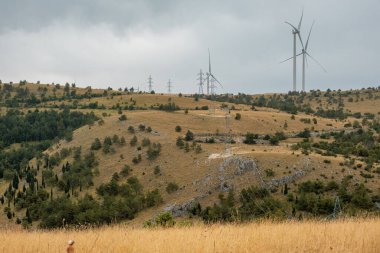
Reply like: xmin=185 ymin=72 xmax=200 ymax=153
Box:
xmin=300 ymin=21 xmax=327 ymax=91
xmin=284 ymin=10 xmax=304 ymax=92
xmin=282 ymin=21 xmax=327 ymax=91
xmin=206 ymin=49 xmax=222 ymax=94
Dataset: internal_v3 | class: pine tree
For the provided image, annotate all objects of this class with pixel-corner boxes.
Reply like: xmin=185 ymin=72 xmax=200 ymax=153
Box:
xmin=26 ymin=208 xmax=31 ymax=223
xmin=12 ymin=174 xmax=19 ymax=189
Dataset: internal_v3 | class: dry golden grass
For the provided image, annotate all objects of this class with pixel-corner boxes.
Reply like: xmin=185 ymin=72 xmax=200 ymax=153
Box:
xmin=0 ymin=219 xmax=379 ymax=253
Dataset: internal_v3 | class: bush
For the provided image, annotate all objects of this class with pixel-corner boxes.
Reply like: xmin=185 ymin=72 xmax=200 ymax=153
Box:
xmin=138 ymin=124 xmax=146 ymax=131
xmin=145 ymin=189 xmax=163 ymax=207
xmin=176 ymin=137 xmax=185 ymax=148
xmin=297 ymin=128 xmax=311 ymax=138
xmin=175 ymin=125 xmax=182 ymax=132
xmin=128 ymin=126 xmax=135 ymax=133
xmin=235 ymin=113 xmax=241 ymax=120
xmin=147 ymin=143 xmax=161 ymax=160
xmin=265 ymin=169 xmax=275 ymax=177
xmin=120 ymin=165 xmax=131 ymax=177
xmin=154 ymin=165 xmax=161 ymax=175
xmin=166 ymin=182 xmax=179 ymax=194
xmin=155 ymin=212 xmax=175 ymax=227
xmin=244 ymin=132 xmax=257 ymax=144
xmin=119 ymin=115 xmax=127 ymax=121
xmin=269 ymin=136 xmax=280 ymax=145
xmin=195 ymin=144 xmax=202 ymax=154
xmin=142 ymin=138 xmax=151 ymax=147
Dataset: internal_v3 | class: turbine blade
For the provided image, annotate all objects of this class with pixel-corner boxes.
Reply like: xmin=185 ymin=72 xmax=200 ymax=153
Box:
xmin=306 ymin=52 xmax=327 ymax=72
xmin=285 ymin=21 xmax=304 ymax=49
xmin=285 ymin=21 xmax=298 ymax=32
xmin=279 ymin=53 xmax=303 ymax=63
xmin=297 ymin=34 xmax=304 ymax=50
xmin=298 ymin=8 xmax=304 ymax=30
xmin=210 ymin=74 xmax=222 ymax=88
xmin=305 ymin=21 xmax=315 ymax=50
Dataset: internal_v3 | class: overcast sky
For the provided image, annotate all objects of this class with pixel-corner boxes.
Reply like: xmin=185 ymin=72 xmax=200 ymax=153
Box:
xmin=0 ymin=0 xmax=378 ymax=94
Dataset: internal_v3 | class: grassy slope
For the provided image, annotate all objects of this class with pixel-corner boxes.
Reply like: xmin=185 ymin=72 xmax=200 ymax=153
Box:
xmin=0 ymin=84 xmax=380 ymax=227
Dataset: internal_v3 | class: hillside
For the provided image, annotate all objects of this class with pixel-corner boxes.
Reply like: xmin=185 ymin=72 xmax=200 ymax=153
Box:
xmin=0 ymin=82 xmax=379 ymax=228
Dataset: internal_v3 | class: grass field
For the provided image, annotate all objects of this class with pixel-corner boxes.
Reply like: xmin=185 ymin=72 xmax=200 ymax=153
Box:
xmin=0 ymin=218 xmax=378 ymax=253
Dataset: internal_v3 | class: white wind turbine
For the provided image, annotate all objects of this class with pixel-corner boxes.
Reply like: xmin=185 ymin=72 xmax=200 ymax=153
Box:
xmin=300 ymin=21 xmax=327 ymax=91
xmin=205 ymin=49 xmax=222 ymax=94
xmin=283 ymin=10 xmax=304 ymax=92
xmin=283 ymin=21 xmax=327 ymax=91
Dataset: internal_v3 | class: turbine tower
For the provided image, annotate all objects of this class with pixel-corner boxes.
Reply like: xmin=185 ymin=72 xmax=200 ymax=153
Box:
xmin=197 ymin=69 xmax=204 ymax=94
xmin=210 ymin=78 xmax=216 ymax=95
xmin=167 ymin=79 xmax=173 ymax=94
xmin=147 ymin=75 xmax=153 ymax=92
xmin=284 ymin=10 xmax=304 ymax=92
xmin=206 ymin=49 xmax=222 ymax=94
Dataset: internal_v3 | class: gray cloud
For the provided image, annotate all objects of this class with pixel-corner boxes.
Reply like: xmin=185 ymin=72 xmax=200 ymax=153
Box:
xmin=0 ymin=0 xmax=379 ymax=93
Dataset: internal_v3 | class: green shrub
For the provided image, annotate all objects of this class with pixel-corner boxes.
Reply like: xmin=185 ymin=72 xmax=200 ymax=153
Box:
xmin=119 ymin=115 xmax=127 ymax=121
xmin=166 ymin=182 xmax=179 ymax=194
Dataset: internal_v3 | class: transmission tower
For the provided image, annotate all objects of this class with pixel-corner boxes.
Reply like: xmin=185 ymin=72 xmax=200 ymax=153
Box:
xmin=332 ymin=196 xmax=342 ymax=218
xmin=167 ymin=79 xmax=173 ymax=94
xmin=197 ymin=69 xmax=204 ymax=95
xmin=147 ymin=75 xmax=153 ymax=92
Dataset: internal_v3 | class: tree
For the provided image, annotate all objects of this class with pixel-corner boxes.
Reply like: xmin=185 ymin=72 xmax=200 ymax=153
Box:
xmin=176 ymin=137 xmax=185 ymax=148
xmin=351 ymin=184 xmax=373 ymax=209
xmin=130 ymin=135 xmax=138 ymax=146
xmin=12 ymin=174 xmax=19 ymax=189
xmin=185 ymin=130 xmax=194 ymax=141
xmin=142 ymin=137 xmax=151 ymax=147
xmin=147 ymin=143 xmax=162 ymax=160
xmin=112 ymin=134 xmax=120 ymax=144
xmin=235 ymin=113 xmax=241 ymax=120
xmin=145 ymin=189 xmax=163 ymax=207
xmin=120 ymin=136 xmax=126 ymax=145
xmin=91 ymin=138 xmax=102 ymax=150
